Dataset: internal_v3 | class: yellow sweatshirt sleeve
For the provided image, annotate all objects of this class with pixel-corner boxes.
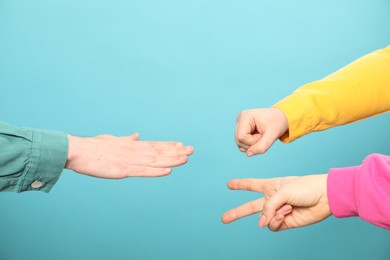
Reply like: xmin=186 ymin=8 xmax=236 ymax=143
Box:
xmin=273 ymin=45 xmax=390 ymax=143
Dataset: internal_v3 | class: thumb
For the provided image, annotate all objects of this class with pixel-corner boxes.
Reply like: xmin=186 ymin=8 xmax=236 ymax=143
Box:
xmin=246 ymin=130 xmax=279 ymax=156
xmin=259 ymin=190 xmax=289 ymax=228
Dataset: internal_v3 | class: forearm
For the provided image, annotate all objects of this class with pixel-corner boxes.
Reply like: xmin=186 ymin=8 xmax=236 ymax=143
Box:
xmin=327 ymin=154 xmax=390 ymax=230
xmin=273 ymin=46 xmax=390 ymax=143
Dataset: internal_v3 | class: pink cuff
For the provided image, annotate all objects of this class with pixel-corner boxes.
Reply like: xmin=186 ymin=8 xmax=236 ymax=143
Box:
xmin=327 ymin=154 xmax=390 ymax=230
xmin=328 ymin=166 xmax=360 ymax=218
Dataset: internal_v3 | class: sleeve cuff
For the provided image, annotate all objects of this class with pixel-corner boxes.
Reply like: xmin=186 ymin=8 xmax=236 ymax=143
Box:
xmin=327 ymin=166 xmax=360 ymax=218
xmin=19 ymin=129 xmax=68 ymax=193
xmin=272 ymin=93 xmax=314 ymax=143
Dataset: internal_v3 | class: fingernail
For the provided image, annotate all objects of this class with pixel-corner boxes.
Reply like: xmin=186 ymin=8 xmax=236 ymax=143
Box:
xmin=179 ymin=156 xmax=187 ymax=162
xmin=185 ymin=146 xmax=193 ymax=153
xmin=282 ymin=207 xmax=292 ymax=215
xmin=259 ymin=214 xmax=266 ymax=227
xmin=165 ymin=168 xmax=172 ymax=174
xmin=275 ymin=214 xmax=283 ymax=221
xmin=247 ymin=151 xmax=254 ymax=157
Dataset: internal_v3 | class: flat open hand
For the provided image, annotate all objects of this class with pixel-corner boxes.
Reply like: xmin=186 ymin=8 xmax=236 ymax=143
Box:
xmin=65 ymin=133 xmax=194 ymax=178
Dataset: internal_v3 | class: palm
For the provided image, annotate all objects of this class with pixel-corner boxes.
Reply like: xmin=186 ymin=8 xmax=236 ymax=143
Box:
xmin=275 ymin=201 xmax=330 ymax=230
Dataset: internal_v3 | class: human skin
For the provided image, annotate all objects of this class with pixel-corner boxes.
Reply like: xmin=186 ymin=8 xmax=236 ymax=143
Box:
xmin=65 ymin=133 xmax=194 ymax=178
xmin=232 ymin=47 xmax=390 ymax=230
xmin=235 ymin=108 xmax=288 ymax=156
xmin=221 ymin=175 xmax=332 ymax=231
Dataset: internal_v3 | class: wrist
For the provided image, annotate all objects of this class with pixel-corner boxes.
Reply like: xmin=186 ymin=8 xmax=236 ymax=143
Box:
xmin=65 ymin=134 xmax=81 ymax=171
xmin=270 ymin=107 xmax=289 ymax=137
xmin=320 ymin=174 xmax=331 ymax=215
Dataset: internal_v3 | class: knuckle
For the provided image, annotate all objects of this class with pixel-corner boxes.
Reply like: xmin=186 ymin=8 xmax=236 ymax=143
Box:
xmin=240 ymin=110 xmax=249 ymax=117
xmin=241 ymin=179 xmax=253 ymax=190
xmin=166 ymin=142 xmax=181 ymax=149
xmin=237 ymin=110 xmax=250 ymax=122
xmin=236 ymin=112 xmax=243 ymax=121
xmin=175 ymin=142 xmax=183 ymax=147
xmin=237 ymin=135 xmax=248 ymax=144
xmin=248 ymin=202 xmax=257 ymax=214
xmin=231 ymin=208 xmax=239 ymax=220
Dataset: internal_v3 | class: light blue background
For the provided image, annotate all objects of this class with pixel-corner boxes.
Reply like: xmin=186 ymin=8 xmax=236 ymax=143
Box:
xmin=1 ymin=1 xmax=390 ymax=259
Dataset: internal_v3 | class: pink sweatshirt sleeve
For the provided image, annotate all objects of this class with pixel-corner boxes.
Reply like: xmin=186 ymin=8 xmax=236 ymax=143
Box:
xmin=327 ymin=154 xmax=390 ymax=230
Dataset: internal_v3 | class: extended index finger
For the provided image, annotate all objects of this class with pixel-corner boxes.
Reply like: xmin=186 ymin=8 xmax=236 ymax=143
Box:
xmin=227 ymin=178 xmax=267 ymax=192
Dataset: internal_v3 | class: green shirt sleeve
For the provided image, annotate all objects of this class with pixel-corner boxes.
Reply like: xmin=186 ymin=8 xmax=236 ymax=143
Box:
xmin=0 ymin=121 xmax=68 ymax=193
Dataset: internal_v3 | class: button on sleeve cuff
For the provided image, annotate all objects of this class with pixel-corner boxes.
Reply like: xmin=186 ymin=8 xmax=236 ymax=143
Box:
xmin=19 ymin=129 xmax=68 ymax=193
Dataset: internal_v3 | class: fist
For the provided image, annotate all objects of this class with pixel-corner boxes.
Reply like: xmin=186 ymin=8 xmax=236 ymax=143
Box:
xmin=235 ymin=108 xmax=288 ymax=156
